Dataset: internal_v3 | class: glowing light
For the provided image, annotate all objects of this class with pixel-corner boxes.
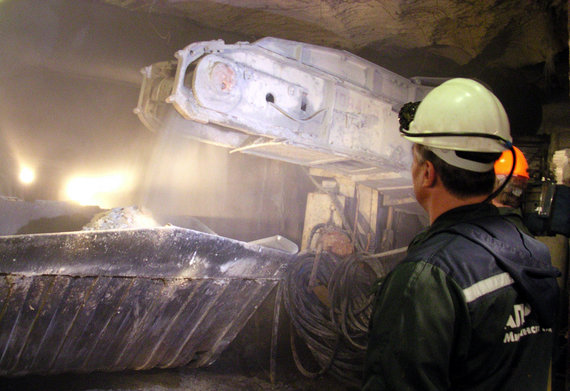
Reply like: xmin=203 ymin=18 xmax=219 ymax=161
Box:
xmin=64 ymin=173 xmax=130 ymax=207
xmin=19 ymin=166 xmax=35 ymax=184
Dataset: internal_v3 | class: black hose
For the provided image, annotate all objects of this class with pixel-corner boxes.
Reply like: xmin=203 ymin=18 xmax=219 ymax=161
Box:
xmin=282 ymin=250 xmax=380 ymax=387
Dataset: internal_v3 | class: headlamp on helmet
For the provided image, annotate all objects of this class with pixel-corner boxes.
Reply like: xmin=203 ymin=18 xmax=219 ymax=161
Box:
xmin=399 ymin=78 xmax=512 ymax=172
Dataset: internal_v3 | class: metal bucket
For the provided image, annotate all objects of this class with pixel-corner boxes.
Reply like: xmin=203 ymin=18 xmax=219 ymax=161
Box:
xmin=0 ymin=227 xmax=292 ymax=376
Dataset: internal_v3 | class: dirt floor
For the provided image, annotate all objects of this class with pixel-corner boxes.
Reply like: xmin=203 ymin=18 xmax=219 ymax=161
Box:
xmin=0 ymin=365 xmax=352 ymax=391
xmin=0 ymin=341 xmax=357 ymax=391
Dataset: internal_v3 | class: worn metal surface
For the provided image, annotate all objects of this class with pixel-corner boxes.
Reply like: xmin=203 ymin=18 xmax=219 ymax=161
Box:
xmin=0 ymin=227 xmax=292 ymax=377
xmin=135 ymin=38 xmax=432 ymax=193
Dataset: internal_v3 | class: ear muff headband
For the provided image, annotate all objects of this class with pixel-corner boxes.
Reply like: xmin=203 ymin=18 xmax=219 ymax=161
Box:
xmin=399 ymin=128 xmax=513 ymax=148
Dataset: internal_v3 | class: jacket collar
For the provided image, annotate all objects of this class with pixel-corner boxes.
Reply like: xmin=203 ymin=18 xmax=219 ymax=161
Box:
xmin=409 ymin=203 xmax=499 ymax=251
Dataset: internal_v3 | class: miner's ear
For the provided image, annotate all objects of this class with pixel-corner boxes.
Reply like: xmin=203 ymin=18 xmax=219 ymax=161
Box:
xmin=423 ymin=160 xmax=437 ymax=188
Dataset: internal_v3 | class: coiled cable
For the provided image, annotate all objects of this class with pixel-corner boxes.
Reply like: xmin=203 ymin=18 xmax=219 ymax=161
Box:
xmin=283 ymin=250 xmax=379 ymax=387
xmin=283 ymin=170 xmax=406 ymax=386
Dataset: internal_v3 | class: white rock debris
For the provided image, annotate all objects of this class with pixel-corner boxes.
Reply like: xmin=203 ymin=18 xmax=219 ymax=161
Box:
xmin=82 ymin=206 xmax=160 ymax=230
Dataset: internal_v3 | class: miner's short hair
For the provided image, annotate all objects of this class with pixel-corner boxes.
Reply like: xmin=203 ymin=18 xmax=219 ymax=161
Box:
xmin=414 ymin=144 xmax=498 ymax=199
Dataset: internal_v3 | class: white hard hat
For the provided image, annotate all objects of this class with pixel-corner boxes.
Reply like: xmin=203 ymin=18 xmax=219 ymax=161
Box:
xmin=401 ymin=78 xmax=512 ymax=171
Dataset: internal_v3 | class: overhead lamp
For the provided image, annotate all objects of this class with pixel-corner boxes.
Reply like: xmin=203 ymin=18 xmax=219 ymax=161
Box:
xmin=63 ymin=172 xmax=132 ymax=207
xmin=18 ymin=166 xmax=35 ymax=185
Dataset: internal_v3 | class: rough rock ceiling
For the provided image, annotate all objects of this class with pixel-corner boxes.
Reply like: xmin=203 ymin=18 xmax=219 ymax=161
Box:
xmin=104 ymin=0 xmax=568 ymax=91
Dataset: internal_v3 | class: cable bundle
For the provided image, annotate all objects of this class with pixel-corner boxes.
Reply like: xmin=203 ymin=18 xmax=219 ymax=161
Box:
xmin=283 ymin=250 xmax=378 ymax=387
xmin=285 ymin=170 xmax=408 ymax=386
